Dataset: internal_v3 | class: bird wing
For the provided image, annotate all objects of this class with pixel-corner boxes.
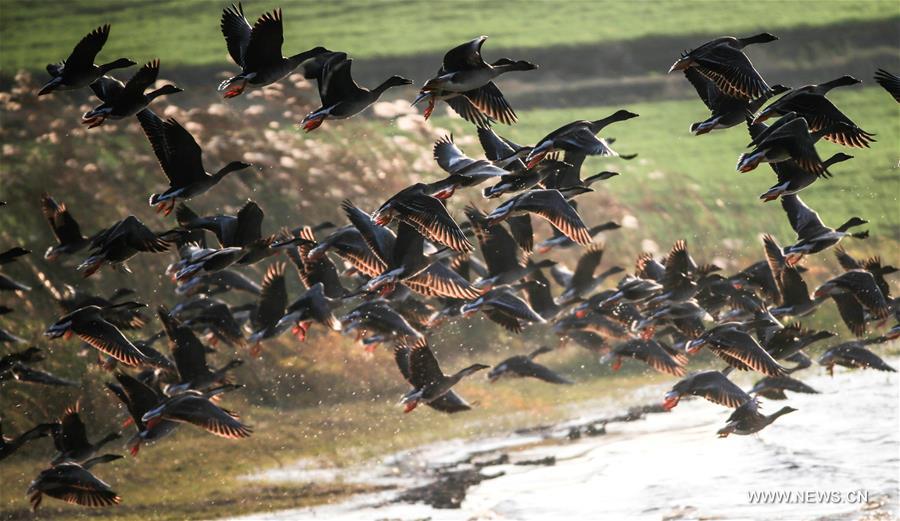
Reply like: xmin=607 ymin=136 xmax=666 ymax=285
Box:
xmin=433 ymin=135 xmax=479 ymax=174
xmin=463 ymin=81 xmax=517 ymax=125
xmin=121 ymin=60 xmax=161 ymax=98
xmin=253 ymin=262 xmax=287 ymax=331
xmin=77 ymin=318 xmax=146 ymax=367
xmin=694 ymin=373 xmax=751 ymax=407
xmin=233 ymin=201 xmax=264 ymax=246
xmin=874 ymin=69 xmax=900 ymax=102
xmin=713 ymin=330 xmax=786 ymax=376
xmin=409 ymin=339 xmax=444 ymax=388
xmin=780 ymin=194 xmax=830 ymax=240
xmin=442 ymin=36 xmax=488 ymax=70
xmin=694 ymin=44 xmax=770 ymax=100
xmin=445 ymin=94 xmax=494 ymax=128
xmin=10 ymin=364 xmax=76 ymax=387
xmin=41 ymin=194 xmax=85 ymax=245
xmin=320 ymin=56 xmax=363 ymax=107
xmin=243 ymin=8 xmax=284 ymax=70
xmin=170 ymin=396 xmax=252 ymax=439
xmin=64 ymin=25 xmax=110 ymax=72
xmin=516 ymin=359 xmax=572 ymax=384
xmin=570 ymin=244 xmax=604 ymax=290
xmin=406 ymin=262 xmax=480 ymax=300
xmin=58 ymin=407 xmax=90 ymax=451
xmin=342 ymin=199 xmax=394 ymax=265
xmin=137 ymin=111 xmax=207 ymax=187
xmin=396 ymin=195 xmax=472 ymax=253
xmin=518 ymin=190 xmax=592 ymax=245
xmin=220 ymin=3 xmax=252 ymax=67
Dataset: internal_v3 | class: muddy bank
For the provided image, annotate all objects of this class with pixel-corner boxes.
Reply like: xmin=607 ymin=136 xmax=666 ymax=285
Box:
xmin=220 ymin=360 xmax=898 ymax=521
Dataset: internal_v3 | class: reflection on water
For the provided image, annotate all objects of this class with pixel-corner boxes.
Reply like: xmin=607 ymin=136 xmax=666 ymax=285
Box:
xmin=224 ymin=363 xmax=899 ymax=521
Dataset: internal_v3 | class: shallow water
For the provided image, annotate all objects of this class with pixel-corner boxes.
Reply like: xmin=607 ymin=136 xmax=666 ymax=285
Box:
xmin=224 ymin=363 xmax=899 ymax=521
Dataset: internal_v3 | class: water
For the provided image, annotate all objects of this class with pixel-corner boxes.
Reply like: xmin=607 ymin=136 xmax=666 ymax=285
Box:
xmin=222 ymin=363 xmax=899 ymax=521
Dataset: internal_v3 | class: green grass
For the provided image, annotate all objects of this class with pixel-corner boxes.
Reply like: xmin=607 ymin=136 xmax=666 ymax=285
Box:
xmin=433 ymin=86 xmax=900 ymax=272
xmin=1 ymin=0 xmax=897 ymax=72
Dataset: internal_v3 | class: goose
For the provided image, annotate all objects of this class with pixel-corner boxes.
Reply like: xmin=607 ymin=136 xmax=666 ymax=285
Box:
xmin=82 ymin=60 xmax=182 ymax=128
xmin=663 ymin=370 xmax=751 ymax=410
xmin=669 ymin=33 xmax=778 ymax=100
xmin=142 ymin=385 xmax=252 ymax=439
xmin=814 ymin=270 xmax=891 ymax=337
xmin=158 ymin=306 xmax=242 ymax=393
xmin=487 ymin=346 xmax=571 ymax=384
xmin=749 ymin=375 xmax=818 ymax=400
xmin=604 ymin=338 xmax=687 ymax=376
xmin=461 ymin=287 xmax=546 ymax=333
xmin=485 ymin=189 xmax=592 ymax=245
xmin=737 ymin=113 xmax=836 ymax=176
xmin=137 ymin=111 xmax=251 ymax=215
xmin=27 ymin=454 xmax=122 ymax=511
xmin=218 ymin=4 xmax=331 ymax=98
xmin=395 ymin=339 xmax=488 ymax=413
xmin=39 ymin=25 xmax=135 ymax=96
xmin=524 ymin=110 xmax=639 ymax=168
xmin=40 ymin=193 xmax=92 ymax=260
xmin=76 ymin=215 xmax=176 ymax=277
xmin=779 ymin=194 xmax=867 ymax=265
xmin=45 ymin=303 xmax=151 ymax=367
xmin=50 ymin=404 xmax=120 ymax=465
xmin=300 ymin=53 xmax=412 ymax=131
xmin=686 ymin=323 xmax=788 ymax=376
xmin=753 ymin=76 xmax=876 ymax=147
xmin=818 ymin=342 xmax=897 ymax=376
xmin=106 ymin=372 xmax=178 ymax=456
xmin=275 ymin=283 xmax=342 ymax=343
xmin=418 ymin=36 xmax=536 ymax=124
xmin=0 ymin=420 xmax=57 ymax=462
xmin=717 ymin=398 xmax=796 ymax=437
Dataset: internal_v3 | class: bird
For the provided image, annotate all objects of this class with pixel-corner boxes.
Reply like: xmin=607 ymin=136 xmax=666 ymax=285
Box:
xmin=756 ymin=150 xmax=853 ymax=202
xmin=27 ymin=454 xmax=123 ymax=511
xmin=395 ymin=339 xmax=488 ymax=413
xmin=247 ymin=262 xmax=290 ymax=347
xmin=753 ymin=76 xmax=876 ymax=147
xmin=873 ymin=68 xmax=900 ymax=102
xmin=604 ymin=338 xmax=687 ymax=376
xmin=485 ymin=189 xmax=593 ymax=246
xmin=106 ymin=372 xmax=178 ymax=456
xmin=76 ymin=215 xmax=176 ymax=276
xmin=40 ymin=193 xmax=93 ymax=260
xmin=554 ymin=244 xmax=622 ymax=305
xmin=663 ymin=370 xmax=751 ymax=410
xmin=137 ymin=110 xmax=251 ymax=215
xmin=686 ymin=323 xmax=788 ymax=376
xmin=0 ymin=346 xmax=77 ymax=387
xmin=49 ymin=403 xmax=121 ymax=465
xmin=372 ymin=184 xmax=473 ymax=253
xmin=275 ymin=283 xmax=342 ymax=343
xmin=834 ymin=246 xmax=896 ymax=301
xmin=45 ymin=303 xmax=151 ymax=366
xmin=669 ymin=33 xmax=778 ymax=100
xmin=157 ymin=306 xmax=243 ymax=393
xmin=778 ymin=194 xmax=868 ymax=265
xmin=416 ymin=36 xmax=536 ymax=125
xmin=176 ymin=201 xmax=266 ymax=248
xmin=0 ymin=420 xmax=57 ymax=462
xmin=818 ymin=342 xmax=896 ymax=376
xmin=461 ymin=287 xmax=546 ymax=333
xmin=716 ymin=398 xmax=796 ymax=437
xmin=749 ymin=375 xmax=818 ymax=400
xmin=341 ymin=300 xmax=423 ymax=351
xmin=82 ymin=60 xmax=182 ymax=128
xmin=430 ymin=135 xmax=507 ymax=198
xmin=487 ymin=346 xmax=571 ymax=384
xmin=38 ymin=24 xmax=135 ymax=96
xmin=141 ymin=385 xmax=252 ymax=439
xmin=218 ymin=4 xmax=331 ymax=98
xmin=684 ymin=68 xmax=787 ymax=134
xmin=300 ymin=53 xmax=413 ymax=131
xmin=524 ymin=111 xmax=639 ymax=168
xmin=763 ymin=234 xmax=823 ymax=317
xmin=814 ymin=270 xmax=891 ymax=337
xmin=737 ymin=113 xmax=835 ymax=176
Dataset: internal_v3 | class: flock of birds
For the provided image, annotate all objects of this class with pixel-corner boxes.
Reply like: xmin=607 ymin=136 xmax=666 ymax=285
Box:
xmin=2 ymin=3 xmax=900 ymax=513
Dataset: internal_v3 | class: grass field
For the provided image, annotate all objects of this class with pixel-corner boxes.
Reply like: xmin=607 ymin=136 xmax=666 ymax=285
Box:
xmin=1 ymin=0 xmax=897 ymax=72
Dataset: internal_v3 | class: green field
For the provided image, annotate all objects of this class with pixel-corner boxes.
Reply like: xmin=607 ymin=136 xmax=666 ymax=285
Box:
xmin=1 ymin=0 xmax=896 ymax=72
